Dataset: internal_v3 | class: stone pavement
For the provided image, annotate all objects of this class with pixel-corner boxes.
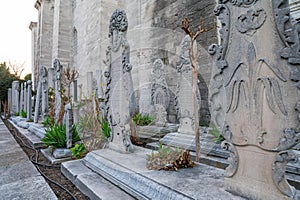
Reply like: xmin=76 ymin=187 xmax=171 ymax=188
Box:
xmin=0 ymin=118 xmax=57 ymax=200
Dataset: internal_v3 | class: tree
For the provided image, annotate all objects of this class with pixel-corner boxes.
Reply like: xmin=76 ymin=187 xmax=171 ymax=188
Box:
xmin=24 ymin=73 xmax=32 ymax=81
xmin=0 ymin=62 xmax=19 ymax=102
xmin=181 ymin=18 xmax=214 ymax=162
xmin=7 ymin=61 xmax=25 ymax=79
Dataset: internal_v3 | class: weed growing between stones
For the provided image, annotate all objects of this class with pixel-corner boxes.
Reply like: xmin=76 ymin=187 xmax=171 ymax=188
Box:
xmin=146 ymin=143 xmax=195 ymax=171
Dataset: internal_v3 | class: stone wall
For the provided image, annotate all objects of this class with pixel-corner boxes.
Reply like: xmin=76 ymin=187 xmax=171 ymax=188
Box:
xmin=32 ymin=0 xmax=217 ymax=125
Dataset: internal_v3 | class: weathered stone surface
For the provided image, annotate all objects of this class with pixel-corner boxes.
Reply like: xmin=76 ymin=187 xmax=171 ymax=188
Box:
xmin=26 ymin=80 xmax=33 ymax=121
xmin=54 ymin=59 xmax=63 ymax=121
xmin=209 ymin=1 xmax=300 ymax=199
xmin=62 ymin=160 xmax=135 ymax=200
xmin=41 ymin=148 xmax=72 ymax=164
xmin=104 ymin=9 xmax=134 ymax=153
xmin=11 ymin=80 xmax=19 ymax=114
xmin=53 ymin=148 xmax=72 ymax=159
xmin=28 ymin=123 xmax=46 ymax=139
xmin=76 ymin=147 xmax=246 ymax=200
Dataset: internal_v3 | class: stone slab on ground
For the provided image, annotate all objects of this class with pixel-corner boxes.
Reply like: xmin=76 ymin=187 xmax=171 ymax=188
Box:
xmin=28 ymin=123 xmax=46 ymax=138
xmin=8 ymin=119 xmax=45 ymax=149
xmin=0 ymin=176 xmax=57 ymax=200
xmin=0 ymin=118 xmax=57 ymax=199
xmin=63 ymin=146 xmax=245 ymax=200
xmin=41 ymin=148 xmax=73 ymax=164
xmin=62 ymin=160 xmax=135 ymax=200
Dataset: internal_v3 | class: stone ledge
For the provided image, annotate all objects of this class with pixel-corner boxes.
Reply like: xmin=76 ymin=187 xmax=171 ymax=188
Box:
xmin=71 ymin=147 xmax=246 ymax=200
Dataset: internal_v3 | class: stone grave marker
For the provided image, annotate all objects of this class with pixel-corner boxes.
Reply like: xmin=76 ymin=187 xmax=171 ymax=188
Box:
xmin=7 ymin=88 xmax=12 ymax=113
xmin=34 ymin=66 xmax=48 ymax=123
xmin=26 ymin=80 xmax=32 ymax=120
xmin=24 ymin=82 xmax=27 ymax=113
xmin=54 ymin=59 xmax=63 ymax=121
xmin=19 ymin=83 xmax=24 ymax=112
xmin=11 ymin=80 xmax=19 ymax=114
xmin=208 ymin=1 xmax=300 ymax=199
xmin=104 ymin=8 xmax=134 ymax=153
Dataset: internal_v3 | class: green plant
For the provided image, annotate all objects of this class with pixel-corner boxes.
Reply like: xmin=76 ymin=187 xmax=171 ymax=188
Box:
xmin=27 ymin=118 xmax=33 ymax=122
xmin=42 ymin=116 xmax=53 ymax=127
xmin=70 ymin=143 xmax=86 ymax=159
xmin=132 ymin=113 xmax=154 ymax=126
xmin=146 ymin=143 xmax=194 ymax=171
xmin=41 ymin=124 xmax=81 ymax=148
xmin=14 ymin=112 xmax=19 ymax=116
xmin=209 ymin=124 xmax=224 ymax=143
xmin=20 ymin=109 xmax=27 ymax=118
xmin=101 ymin=120 xmax=110 ymax=138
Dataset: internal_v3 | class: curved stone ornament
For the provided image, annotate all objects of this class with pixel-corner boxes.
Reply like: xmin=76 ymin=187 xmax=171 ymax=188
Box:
xmin=221 ymin=140 xmax=238 ymax=177
xmin=209 ymin=1 xmax=299 ymax=199
xmin=272 ymin=150 xmax=298 ymax=198
xmin=236 ymin=8 xmax=267 ymax=35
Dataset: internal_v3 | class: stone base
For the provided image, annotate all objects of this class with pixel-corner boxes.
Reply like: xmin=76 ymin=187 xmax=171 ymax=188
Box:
xmin=136 ymin=123 xmax=178 ymax=141
xmin=28 ymin=123 xmax=46 ymax=138
xmin=160 ymin=131 xmax=229 ymax=158
xmin=41 ymin=148 xmax=73 ymax=164
xmin=62 ymin=147 xmax=246 ymax=200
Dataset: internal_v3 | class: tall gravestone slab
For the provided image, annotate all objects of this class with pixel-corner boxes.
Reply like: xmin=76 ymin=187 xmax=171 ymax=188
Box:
xmin=19 ymin=83 xmax=24 ymax=112
xmin=34 ymin=66 xmax=48 ymax=122
xmin=104 ymin=9 xmax=134 ymax=153
xmin=7 ymin=88 xmax=12 ymax=112
xmin=11 ymin=81 xmax=19 ymax=114
xmin=48 ymin=67 xmax=55 ymax=89
xmin=27 ymin=80 xmax=32 ymax=120
xmin=54 ymin=59 xmax=63 ymax=121
xmin=160 ymin=35 xmax=200 ymax=149
xmin=24 ymin=82 xmax=27 ymax=113
xmin=208 ymin=1 xmax=300 ymax=199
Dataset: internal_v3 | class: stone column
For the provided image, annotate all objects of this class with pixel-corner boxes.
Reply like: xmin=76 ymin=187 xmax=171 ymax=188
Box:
xmin=209 ymin=1 xmax=300 ymax=199
xmin=11 ymin=81 xmax=19 ymax=114
xmin=27 ymin=80 xmax=32 ymax=121
xmin=41 ymin=67 xmax=48 ymax=119
xmin=54 ymin=59 xmax=63 ymax=121
xmin=72 ymin=80 xmax=79 ymax=124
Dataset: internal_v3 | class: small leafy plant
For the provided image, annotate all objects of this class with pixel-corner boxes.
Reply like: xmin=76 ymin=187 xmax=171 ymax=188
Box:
xmin=42 ymin=116 xmax=53 ymax=128
xmin=132 ymin=113 xmax=154 ymax=126
xmin=41 ymin=124 xmax=81 ymax=148
xmin=209 ymin=124 xmax=224 ymax=143
xmin=70 ymin=143 xmax=86 ymax=159
xmin=146 ymin=143 xmax=195 ymax=171
xmin=20 ymin=109 xmax=27 ymax=118
xmin=27 ymin=118 xmax=34 ymax=122
xmin=101 ymin=120 xmax=110 ymax=138
xmin=14 ymin=112 xmax=19 ymax=116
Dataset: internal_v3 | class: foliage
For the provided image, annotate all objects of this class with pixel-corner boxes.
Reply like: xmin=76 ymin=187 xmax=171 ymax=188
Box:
xmin=0 ymin=62 xmax=19 ymax=103
xmin=101 ymin=120 xmax=110 ymax=138
xmin=47 ymin=87 xmax=55 ymax=126
xmin=14 ymin=112 xmax=19 ymax=116
xmin=146 ymin=143 xmax=195 ymax=171
xmin=42 ymin=116 xmax=53 ymax=128
xmin=24 ymin=74 xmax=31 ymax=82
xmin=20 ymin=109 xmax=27 ymax=118
xmin=132 ymin=113 xmax=154 ymax=126
xmin=209 ymin=124 xmax=224 ymax=143
xmin=41 ymin=124 xmax=81 ymax=148
xmin=70 ymin=143 xmax=86 ymax=159
xmin=6 ymin=61 xmax=25 ymax=78
xmin=75 ymin=99 xmax=108 ymax=152
xmin=27 ymin=118 xmax=34 ymax=122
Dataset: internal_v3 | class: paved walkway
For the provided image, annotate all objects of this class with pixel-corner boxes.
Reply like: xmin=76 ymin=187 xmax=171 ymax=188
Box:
xmin=0 ymin=118 xmax=57 ymax=200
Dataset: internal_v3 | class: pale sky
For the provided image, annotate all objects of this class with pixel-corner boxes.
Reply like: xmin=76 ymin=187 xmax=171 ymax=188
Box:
xmin=0 ymin=1 xmax=37 ymax=78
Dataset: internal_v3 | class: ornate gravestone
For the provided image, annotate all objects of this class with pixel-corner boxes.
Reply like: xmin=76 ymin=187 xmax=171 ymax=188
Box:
xmin=151 ymin=58 xmax=170 ymax=125
xmin=160 ymin=35 xmax=201 ymax=150
xmin=34 ymin=66 xmax=48 ymax=122
xmin=48 ymin=67 xmax=55 ymax=89
xmin=208 ymin=1 xmax=300 ymax=199
xmin=104 ymin=9 xmax=134 ymax=153
xmin=26 ymin=80 xmax=32 ymax=120
xmin=11 ymin=81 xmax=19 ymax=114
xmin=136 ymin=59 xmax=177 ymax=141
xmin=54 ymin=59 xmax=63 ymax=121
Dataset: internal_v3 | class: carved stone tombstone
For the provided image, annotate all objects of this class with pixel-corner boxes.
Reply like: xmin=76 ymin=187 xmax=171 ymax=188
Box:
xmin=34 ymin=66 xmax=48 ymax=123
xmin=11 ymin=81 xmax=19 ymax=114
xmin=54 ymin=59 xmax=63 ymax=121
xmin=104 ymin=9 xmax=134 ymax=153
xmin=24 ymin=82 xmax=27 ymax=113
xmin=26 ymin=80 xmax=32 ymax=121
xmin=19 ymin=83 xmax=24 ymax=112
xmin=175 ymin=35 xmax=200 ymax=135
xmin=7 ymin=88 xmax=12 ymax=113
xmin=208 ymin=1 xmax=300 ymax=199
xmin=150 ymin=59 xmax=170 ymax=126
xmin=48 ymin=67 xmax=55 ymax=89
